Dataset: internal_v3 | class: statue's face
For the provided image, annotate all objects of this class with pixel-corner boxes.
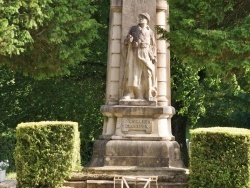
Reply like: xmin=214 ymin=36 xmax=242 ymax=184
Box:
xmin=138 ymin=15 xmax=148 ymax=24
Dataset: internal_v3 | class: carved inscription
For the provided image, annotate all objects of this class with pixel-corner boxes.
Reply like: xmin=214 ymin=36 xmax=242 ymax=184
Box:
xmin=121 ymin=118 xmax=152 ymax=134
xmin=137 ymin=0 xmax=147 ymax=4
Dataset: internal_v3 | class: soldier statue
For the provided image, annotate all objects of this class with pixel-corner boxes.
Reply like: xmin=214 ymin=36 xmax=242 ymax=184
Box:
xmin=122 ymin=13 xmax=157 ymax=101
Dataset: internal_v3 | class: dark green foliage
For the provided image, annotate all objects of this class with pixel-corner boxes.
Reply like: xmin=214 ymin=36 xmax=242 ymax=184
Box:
xmin=0 ymin=131 xmax=15 ymax=172
xmin=87 ymin=0 xmax=110 ymax=63
xmin=163 ymin=0 xmax=250 ymax=165
xmin=0 ymin=0 xmax=108 ymax=171
xmin=14 ymin=121 xmax=80 ymax=188
xmin=164 ymin=0 xmax=250 ymax=127
xmin=0 ymin=63 xmax=106 ymax=169
xmin=171 ymin=58 xmax=205 ymax=125
xmin=162 ymin=0 xmax=250 ymax=72
xmin=190 ymin=127 xmax=250 ymax=188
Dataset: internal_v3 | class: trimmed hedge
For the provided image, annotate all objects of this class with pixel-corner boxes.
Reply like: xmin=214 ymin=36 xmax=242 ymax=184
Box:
xmin=189 ymin=127 xmax=250 ymax=188
xmin=14 ymin=121 xmax=81 ymax=188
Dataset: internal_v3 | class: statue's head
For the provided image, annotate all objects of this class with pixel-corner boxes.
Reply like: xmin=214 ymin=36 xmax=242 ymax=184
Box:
xmin=138 ymin=13 xmax=150 ymax=24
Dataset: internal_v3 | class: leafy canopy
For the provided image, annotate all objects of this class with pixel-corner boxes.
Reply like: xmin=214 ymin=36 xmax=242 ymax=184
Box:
xmin=0 ymin=0 xmax=99 ymax=79
xmin=160 ymin=0 xmax=249 ymax=80
xmin=160 ymin=0 xmax=250 ymax=126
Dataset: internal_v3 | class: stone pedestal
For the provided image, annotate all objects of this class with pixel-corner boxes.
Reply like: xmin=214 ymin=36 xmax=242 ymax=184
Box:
xmin=100 ymin=105 xmax=175 ymax=141
xmin=88 ymin=140 xmax=183 ymax=168
xmin=88 ymin=103 xmax=184 ymax=169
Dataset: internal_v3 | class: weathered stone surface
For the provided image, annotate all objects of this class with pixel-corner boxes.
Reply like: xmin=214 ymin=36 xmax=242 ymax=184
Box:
xmin=101 ymin=105 xmax=175 ymax=116
xmin=100 ymin=105 xmax=175 ymax=140
xmin=87 ymin=180 xmax=188 ymax=188
xmin=80 ymin=167 xmax=189 ymax=183
xmin=87 ymin=181 xmax=188 ymax=188
xmin=0 ymin=180 xmax=17 ymax=188
xmin=63 ymin=181 xmax=86 ymax=188
xmin=119 ymin=99 xmax=157 ymax=106
xmin=64 ymin=167 xmax=189 ymax=188
xmin=87 ymin=140 xmax=183 ymax=168
xmin=69 ymin=168 xmax=189 ymax=183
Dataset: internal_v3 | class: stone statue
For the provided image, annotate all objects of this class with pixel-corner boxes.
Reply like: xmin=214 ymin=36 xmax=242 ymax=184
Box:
xmin=122 ymin=13 xmax=157 ymax=101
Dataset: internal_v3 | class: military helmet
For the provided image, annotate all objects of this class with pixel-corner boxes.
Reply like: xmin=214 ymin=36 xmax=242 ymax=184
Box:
xmin=139 ymin=13 xmax=150 ymax=22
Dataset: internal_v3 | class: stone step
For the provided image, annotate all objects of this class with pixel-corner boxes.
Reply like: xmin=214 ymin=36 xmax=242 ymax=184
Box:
xmin=0 ymin=180 xmax=17 ymax=188
xmin=64 ymin=167 xmax=189 ymax=188
xmin=63 ymin=180 xmax=86 ymax=188
xmin=80 ymin=166 xmax=189 ymax=183
xmin=87 ymin=180 xmax=188 ymax=188
xmin=63 ymin=180 xmax=188 ymax=188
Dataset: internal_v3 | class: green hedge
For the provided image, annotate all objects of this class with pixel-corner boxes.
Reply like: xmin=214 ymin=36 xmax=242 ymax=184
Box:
xmin=14 ymin=121 xmax=81 ymax=188
xmin=189 ymin=127 xmax=250 ymax=188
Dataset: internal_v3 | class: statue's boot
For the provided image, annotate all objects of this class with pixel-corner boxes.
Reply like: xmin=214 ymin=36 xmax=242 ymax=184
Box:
xmin=122 ymin=88 xmax=134 ymax=99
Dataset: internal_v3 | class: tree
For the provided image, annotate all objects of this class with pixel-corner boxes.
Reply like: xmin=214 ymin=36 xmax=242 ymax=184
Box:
xmin=159 ymin=0 xmax=250 ymax=166
xmin=0 ymin=0 xmax=100 ymax=79
xmin=162 ymin=0 xmax=249 ymax=76
xmin=87 ymin=0 xmax=110 ymax=63
xmin=0 ymin=0 xmax=111 ymax=170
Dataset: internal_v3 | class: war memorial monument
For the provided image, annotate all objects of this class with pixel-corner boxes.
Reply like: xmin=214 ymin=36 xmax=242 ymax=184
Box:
xmin=65 ymin=0 xmax=189 ymax=187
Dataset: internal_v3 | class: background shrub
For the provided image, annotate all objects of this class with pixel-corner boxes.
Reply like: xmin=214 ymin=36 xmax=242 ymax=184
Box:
xmin=189 ymin=127 xmax=250 ymax=188
xmin=14 ymin=121 xmax=80 ymax=188
xmin=0 ymin=63 xmax=105 ymax=170
xmin=0 ymin=130 xmax=16 ymax=172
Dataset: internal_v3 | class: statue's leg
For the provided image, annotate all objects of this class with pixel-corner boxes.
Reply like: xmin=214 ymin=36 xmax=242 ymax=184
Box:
xmin=146 ymin=69 xmax=154 ymax=101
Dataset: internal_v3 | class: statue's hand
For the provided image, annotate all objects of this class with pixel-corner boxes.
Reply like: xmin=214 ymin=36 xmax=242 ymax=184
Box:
xmin=148 ymin=50 xmax=157 ymax=63
xmin=127 ymin=35 xmax=133 ymax=42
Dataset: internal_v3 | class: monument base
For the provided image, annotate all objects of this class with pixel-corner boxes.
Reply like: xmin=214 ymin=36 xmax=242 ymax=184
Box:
xmin=87 ymin=140 xmax=183 ymax=168
xmin=101 ymin=105 xmax=176 ymax=141
xmin=64 ymin=167 xmax=189 ymax=188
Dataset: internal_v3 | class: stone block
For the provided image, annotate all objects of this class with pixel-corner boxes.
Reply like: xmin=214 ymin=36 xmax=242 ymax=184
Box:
xmin=63 ymin=181 xmax=86 ymax=188
xmin=112 ymin=26 xmax=121 ymax=39
xmin=110 ymin=54 xmax=120 ymax=68
xmin=88 ymin=140 xmax=183 ymax=168
xmin=110 ymin=68 xmax=120 ymax=81
xmin=67 ymin=169 xmax=189 ymax=188
xmin=111 ymin=40 xmax=121 ymax=53
xmin=109 ymin=81 xmax=119 ymax=96
xmin=158 ymin=68 xmax=167 ymax=81
xmin=87 ymin=180 xmax=113 ymax=188
xmin=0 ymin=180 xmax=17 ymax=188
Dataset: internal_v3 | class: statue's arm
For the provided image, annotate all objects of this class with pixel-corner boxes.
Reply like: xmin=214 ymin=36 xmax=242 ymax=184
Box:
xmin=124 ymin=27 xmax=134 ymax=46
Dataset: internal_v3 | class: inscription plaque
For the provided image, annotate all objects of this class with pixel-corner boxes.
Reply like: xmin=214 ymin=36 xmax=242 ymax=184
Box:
xmin=121 ymin=118 xmax=152 ymax=134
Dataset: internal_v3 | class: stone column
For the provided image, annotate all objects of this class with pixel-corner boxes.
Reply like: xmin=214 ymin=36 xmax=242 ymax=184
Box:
xmin=105 ymin=1 xmax=122 ymax=105
xmin=101 ymin=2 xmax=122 ymax=138
xmin=156 ymin=0 xmax=170 ymax=106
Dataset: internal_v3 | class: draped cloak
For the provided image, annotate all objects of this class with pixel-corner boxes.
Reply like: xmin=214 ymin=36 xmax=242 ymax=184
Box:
xmin=124 ymin=24 xmax=157 ymax=95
